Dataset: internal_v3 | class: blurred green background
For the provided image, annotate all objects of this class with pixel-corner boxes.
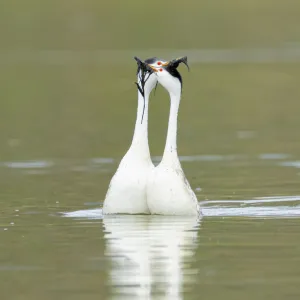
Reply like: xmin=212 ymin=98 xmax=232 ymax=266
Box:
xmin=1 ymin=2 xmax=300 ymax=300
xmin=1 ymin=0 xmax=300 ymax=161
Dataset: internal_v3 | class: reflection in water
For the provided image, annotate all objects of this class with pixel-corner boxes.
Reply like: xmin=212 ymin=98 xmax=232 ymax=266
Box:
xmin=102 ymin=215 xmax=200 ymax=300
xmin=61 ymin=195 xmax=300 ymax=299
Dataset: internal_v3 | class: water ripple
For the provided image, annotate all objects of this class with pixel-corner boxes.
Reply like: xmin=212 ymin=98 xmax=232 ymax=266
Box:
xmin=0 ymin=153 xmax=295 ymax=173
xmin=279 ymin=161 xmax=300 ymax=169
xmin=2 ymin=160 xmax=53 ymax=169
xmin=61 ymin=195 xmax=300 ymax=220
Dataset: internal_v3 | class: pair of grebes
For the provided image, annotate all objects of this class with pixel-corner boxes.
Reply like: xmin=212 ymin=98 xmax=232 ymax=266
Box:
xmin=103 ymin=57 xmax=200 ymax=216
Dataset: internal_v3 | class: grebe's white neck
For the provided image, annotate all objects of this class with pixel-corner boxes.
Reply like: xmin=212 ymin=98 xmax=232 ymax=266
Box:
xmin=162 ymin=92 xmax=181 ymax=166
xmin=131 ymin=90 xmax=150 ymax=156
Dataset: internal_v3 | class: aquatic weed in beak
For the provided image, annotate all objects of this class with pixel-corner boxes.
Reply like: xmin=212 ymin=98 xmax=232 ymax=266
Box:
xmin=134 ymin=56 xmax=154 ymax=124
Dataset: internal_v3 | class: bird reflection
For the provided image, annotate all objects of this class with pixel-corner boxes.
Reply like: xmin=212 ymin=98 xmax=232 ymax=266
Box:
xmin=103 ymin=215 xmax=201 ymax=299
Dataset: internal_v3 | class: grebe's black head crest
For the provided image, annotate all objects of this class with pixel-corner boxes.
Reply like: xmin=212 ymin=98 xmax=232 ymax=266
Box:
xmin=146 ymin=56 xmax=190 ymax=87
xmin=145 ymin=56 xmax=190 ymax=95
xmin=167 ymin=56 xmax=189 ymax=71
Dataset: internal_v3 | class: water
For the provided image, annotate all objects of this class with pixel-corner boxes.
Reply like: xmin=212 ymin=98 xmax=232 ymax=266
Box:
xmin=1 ymin=154 xmax=300 ymax=300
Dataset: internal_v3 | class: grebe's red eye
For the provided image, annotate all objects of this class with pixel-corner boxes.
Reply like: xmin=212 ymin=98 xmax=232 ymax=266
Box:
xmin=159 ymin=68 xmax=163 ymax=72
xmin=157 ymin=61 xmax=162 ymax=66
